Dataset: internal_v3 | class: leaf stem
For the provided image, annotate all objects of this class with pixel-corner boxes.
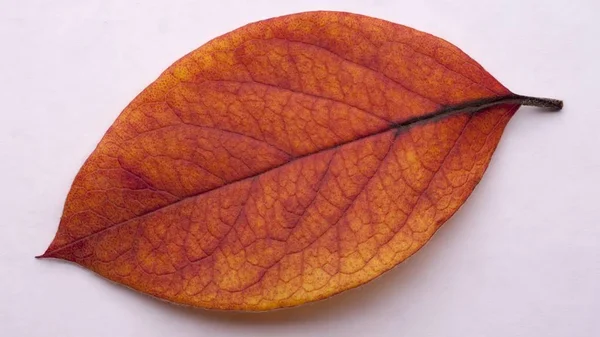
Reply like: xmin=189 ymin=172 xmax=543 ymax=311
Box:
xmin=390 ymin=93 xmax=563 ymax=130
xmin=511 ymin=94 xmax=563 ymax=111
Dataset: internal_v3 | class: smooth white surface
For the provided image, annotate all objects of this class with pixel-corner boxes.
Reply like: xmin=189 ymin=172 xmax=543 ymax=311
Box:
xmin=1 ymin=1 xmax=598 ymax=336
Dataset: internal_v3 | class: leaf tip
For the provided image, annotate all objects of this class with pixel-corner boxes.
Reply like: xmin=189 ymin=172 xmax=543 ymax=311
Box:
xmin=35 ymin=247 xmax=55 ymax=259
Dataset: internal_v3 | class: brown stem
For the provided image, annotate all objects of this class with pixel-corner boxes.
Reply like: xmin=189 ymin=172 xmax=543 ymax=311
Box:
xmin=512 ymin=94 xmax=563 ymax=111
xmin=390 ymin=93 xmax=563 ymax=130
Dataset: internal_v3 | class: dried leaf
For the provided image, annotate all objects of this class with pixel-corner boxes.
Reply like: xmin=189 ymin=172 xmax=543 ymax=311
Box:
xmin=39 ymin=11 xmax=562 ymax=311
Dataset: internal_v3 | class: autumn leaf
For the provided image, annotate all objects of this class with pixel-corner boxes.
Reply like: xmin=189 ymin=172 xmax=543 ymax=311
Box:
xmin=38 ymin=11 xmax=562 ymax=311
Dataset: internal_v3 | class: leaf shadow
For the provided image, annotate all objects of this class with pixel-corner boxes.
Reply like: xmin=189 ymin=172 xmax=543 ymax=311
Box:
xmin=95 ymin=209 xmax=472 ymax=327
xmin=106 ymin=253 xmax=427 ymax=325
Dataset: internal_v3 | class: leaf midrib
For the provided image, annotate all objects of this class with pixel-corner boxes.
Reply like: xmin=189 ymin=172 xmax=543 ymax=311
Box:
xmin=42 ymin=94 xmax=521 ymax=258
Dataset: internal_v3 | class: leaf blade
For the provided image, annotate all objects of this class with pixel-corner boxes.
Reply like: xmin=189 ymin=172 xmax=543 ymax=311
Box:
xmin=42 ymin=11 xmax=522 ymax=310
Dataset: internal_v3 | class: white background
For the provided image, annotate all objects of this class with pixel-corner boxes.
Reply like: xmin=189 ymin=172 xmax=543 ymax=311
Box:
xmin=1 ymin=1 xmax=598 ymax=336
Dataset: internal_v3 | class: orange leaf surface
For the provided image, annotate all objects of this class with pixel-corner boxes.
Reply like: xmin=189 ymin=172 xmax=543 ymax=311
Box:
xmin=39 ymin=11 xmax=562 ymax=311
